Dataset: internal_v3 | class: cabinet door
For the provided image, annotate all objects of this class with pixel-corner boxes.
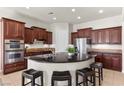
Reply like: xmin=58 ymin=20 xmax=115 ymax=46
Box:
xmin=111 ymin=54 xmax=122 ymax=71
xmin=91 ymin=31 xmax=98 ymax=44
xmin=97 ymin=30 xmax=103 ymax=44
xmin=4 ymin=19 xmax=16 ymax=39
xmin=16 ymin=22 xmax=25 ymax=39
xmin=103 ymin=54 xmax=112 ymax=69
xmin=110 ymin=27 xmax=121 ymax=44
xmin=78 ymin=30 xmax=84 ymax=38
xmin=47 ymin=32 xmax=52 ymax=44
xmin=71 ymin=32 xmax=78 ymax=44
xmin=78 ymin=28 xmax=91 ymax=38
xmin=102 ymin=29 xmax=110 ymax=44
xmin=84 ymin=29 xmax=91 ymax=38
xmin=25 ymin=28 xmax=33 ymax=44
xmin=3 ymin=19 xmax=25 ymax=39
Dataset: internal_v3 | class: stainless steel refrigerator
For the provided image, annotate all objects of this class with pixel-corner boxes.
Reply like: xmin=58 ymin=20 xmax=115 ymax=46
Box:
xmin=74 ymin=38 xmax=91 ymax=55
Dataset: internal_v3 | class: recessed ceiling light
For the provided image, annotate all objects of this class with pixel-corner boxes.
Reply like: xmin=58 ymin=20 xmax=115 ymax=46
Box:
xmin=53 ymin=17 xmax=56 ymax=20
xmin=72 ymin=8 xmax=76 ymax=12
xmin=77 ymin=16 xmax=81 ymax=19
xmin=99 ymin=9 xmax=103 ymax=13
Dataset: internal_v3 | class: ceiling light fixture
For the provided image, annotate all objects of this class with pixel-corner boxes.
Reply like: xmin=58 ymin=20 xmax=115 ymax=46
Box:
xmin=53 ymin=17 xmax=56 ymax=20
xmin=77 ymin=16 xmax=81 ymax=19
xmin=72 ymin=8 xmax=76 ymax=12
xmin=99 ymin=9 xmax=103 ymax=13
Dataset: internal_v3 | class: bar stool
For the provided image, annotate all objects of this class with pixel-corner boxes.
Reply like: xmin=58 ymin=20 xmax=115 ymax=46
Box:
xmin=22 ymin=69 xmax=43 ymax=86
xmin=76 ymin=67 xmax=96 ymax=86
xmin=51 ymin=71 xmax=72 ymax=86
xmin=90 ymin=62 xmax=103 ymax=86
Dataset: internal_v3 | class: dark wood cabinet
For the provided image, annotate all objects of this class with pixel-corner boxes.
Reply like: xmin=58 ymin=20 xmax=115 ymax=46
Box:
xmin=25 ymin=26 xmax=52 ymax=44
xmin=110 ymin=27 xmax=121 ymax=44
xmin=111 ymin=54 xmax=122 ymax=71
xmin=47 ymin=32 xmax=52 ymax=44
xmin=78 ymin=28 xmax=92 ymax=38
xmin=71 ymin=32 xmax=78 ymax=44
xmin=91 ymin=26 xmax=121 ymax=44
xmin=97 ymin=30 xmax=103 ymax=44
xmin=103 ymin=54 xmax=112 ymax=69
xmin=31 ymin=26 xmax=47 ymax=41
xmin=94 ymin=52 xmax=122 ymax=71
xmin=102 ymin=29 xmax=110 ymax=43
xmin=91 ymin=31 xmax=98 ymax=44
xmin=4 ymin=61 xmax=27 ymax=74
xmin=25 ymin=27 xmax=34 ymax=44
xmin=3 ymin=18 xmax=25 ymax=40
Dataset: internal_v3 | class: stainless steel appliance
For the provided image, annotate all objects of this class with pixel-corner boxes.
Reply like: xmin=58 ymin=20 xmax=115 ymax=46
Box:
xmin=4 ymin=39 xmax=24 ymax=64
xmin=5 ymin=39 xmax=24 ymax=50
xmin=75 ymin=38 xmax=91 ymax=55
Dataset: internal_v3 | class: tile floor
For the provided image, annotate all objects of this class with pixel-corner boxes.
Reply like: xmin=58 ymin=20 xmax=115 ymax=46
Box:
xmin=0 ymin=69 xmax=124 ymax=86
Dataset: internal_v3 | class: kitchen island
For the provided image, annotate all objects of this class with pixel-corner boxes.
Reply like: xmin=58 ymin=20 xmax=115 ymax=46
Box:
xmin=27 ymin=52 xmax=94 ymax=86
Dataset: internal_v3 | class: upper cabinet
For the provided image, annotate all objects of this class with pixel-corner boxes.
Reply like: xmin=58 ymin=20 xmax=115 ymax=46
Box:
xmin=78 ymin=28 xmax=92 ymax=38
xmin=47 ymin=32 xmax=52 ymax=44
xmin=109 ymin=27 xmax=122 ymax=44
xmin=2 ymin=18 xmax=25 ymax=40
xmin=31 ymin=26 xmax=47 ymax=41
xmin=91 ymin=26 xmax=122 ymax=44
xmin=24 ymin=27 xmax=34 ymax=44
xmin=91 ymin=30 xmax=98 ymax=44
xmin=71 ymin=32 xmax=78 ymax=44
xmin=24 ymin=26 xmax=53 ymax=44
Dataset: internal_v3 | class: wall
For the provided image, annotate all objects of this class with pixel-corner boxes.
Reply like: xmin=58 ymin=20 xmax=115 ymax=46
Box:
xmin=73 ymin=15 xmax=122 ymax=31
xmin=50 ymin=23 xmax=69 ymax=52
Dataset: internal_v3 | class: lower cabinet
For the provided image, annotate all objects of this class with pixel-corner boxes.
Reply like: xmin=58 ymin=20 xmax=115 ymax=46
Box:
xmin=103 ymin=54 xmax=112 ymax=69
xmin=95 ymin=53 xmax=122 ymax=72
xmin=4 ymin=61 xmax=27 ymax=74
xmin=111 ymin=54 xmax=122 ymax=71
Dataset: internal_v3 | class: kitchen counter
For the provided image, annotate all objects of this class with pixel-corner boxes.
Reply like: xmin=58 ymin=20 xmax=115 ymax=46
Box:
xmin=25 ymin=48 xmax=55 ymax=53
xmin=27 ymin=52 xmax=94 ymax=85
xmin=89 ymin=49 xmax=122 ymax=54
xmin=28 ymin=52 xmax=92 ymax=63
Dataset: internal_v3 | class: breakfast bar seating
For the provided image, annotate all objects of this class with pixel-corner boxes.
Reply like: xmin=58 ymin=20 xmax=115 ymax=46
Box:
xmin=51 ymin=71 xmax=72 ymax=86
xmin=76 ymin=67 xmax=96 ymax=86
xmin=22 ymin=69 xmax=43 ymax=86
xmin=90 ymin=62 xmax=103 ymax=85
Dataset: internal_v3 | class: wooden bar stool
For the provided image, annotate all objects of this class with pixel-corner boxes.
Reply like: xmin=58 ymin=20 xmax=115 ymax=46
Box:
xmin=51 ymin=71 xmax=72 ymax=86
xmin=76 ymin=67 xmax=96 ymax=86
xmin=22 ymin=69 xmax=43 ymax=86
xmin=90 ymin=62 xmax=103 ymax=85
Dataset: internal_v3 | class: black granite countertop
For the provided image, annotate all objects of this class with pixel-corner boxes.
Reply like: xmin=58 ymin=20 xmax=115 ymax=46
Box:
xmin=27 ymin=52 xmax=92 ymax=63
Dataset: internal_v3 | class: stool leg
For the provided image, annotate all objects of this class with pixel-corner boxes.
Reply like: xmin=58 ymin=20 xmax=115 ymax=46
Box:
xmin=41 ymin=76 xmax=43 ymax=86
xmin=98 ymin=68 xmax=101 ymax=86
xmin=22 ymin=76 xmax=25 ymax=86
xmin=51 ymin=79 xmax=54 ymax=86
xmin=93 ymin=74 xmax=96 ymax=86
xmin=101 ymin=68 xmax=103 ymax=80
xmin=31 ymin=78 xmax=35 ymax=86
xmin=76 ymin=73 xmax=78 ymax=86
xmin=68 ymin=77 xmax=72 ymax=86
xmin=83 ymin=77 xmax=87 ymax=86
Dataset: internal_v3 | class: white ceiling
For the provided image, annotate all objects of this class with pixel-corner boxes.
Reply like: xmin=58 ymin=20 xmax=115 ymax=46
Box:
xmin=9 ymin=7 xmax=122 ymax=24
